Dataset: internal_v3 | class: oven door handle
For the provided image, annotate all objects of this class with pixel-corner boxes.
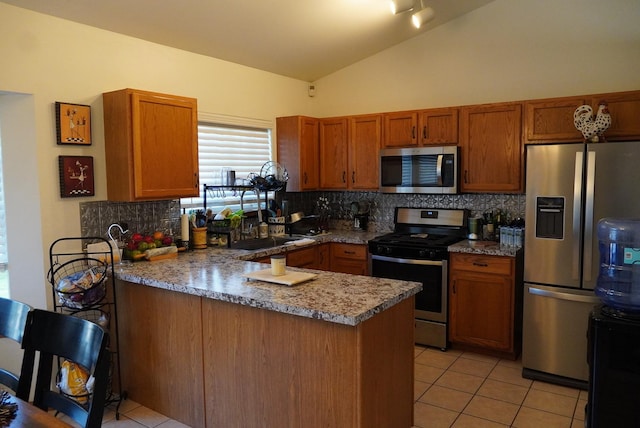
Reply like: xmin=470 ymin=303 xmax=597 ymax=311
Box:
xmin=371 ymin=254 xmax=444 ymax=266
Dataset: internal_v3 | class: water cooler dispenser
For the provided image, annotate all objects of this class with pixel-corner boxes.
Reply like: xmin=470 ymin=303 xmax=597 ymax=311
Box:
xmin=587 ymin=218 xmax=640 ymax=427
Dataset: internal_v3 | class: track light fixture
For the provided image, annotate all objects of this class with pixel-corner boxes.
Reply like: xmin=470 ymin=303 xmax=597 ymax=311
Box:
xmin=390 ymin=0 xmax=435 ymax=29
xmin=389 ymin=0 xmax=414 ymax=15
xmin=412 ymin=6 xmax=435 ymax=29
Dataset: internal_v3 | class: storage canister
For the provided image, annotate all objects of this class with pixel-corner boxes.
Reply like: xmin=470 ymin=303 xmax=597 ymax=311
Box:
xmin=596 ymin=218 xmax=640 ymax=312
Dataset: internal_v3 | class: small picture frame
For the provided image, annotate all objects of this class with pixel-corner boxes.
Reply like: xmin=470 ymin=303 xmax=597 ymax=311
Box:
xmin=55 ymin=102 xmax=92 ymax=145
xmin=58 ymin=156 xmax=95 ymax=198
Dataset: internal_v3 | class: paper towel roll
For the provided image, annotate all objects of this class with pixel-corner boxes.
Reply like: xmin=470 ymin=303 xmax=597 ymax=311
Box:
xmin=181 ymin=213 xmax=189 ymax=241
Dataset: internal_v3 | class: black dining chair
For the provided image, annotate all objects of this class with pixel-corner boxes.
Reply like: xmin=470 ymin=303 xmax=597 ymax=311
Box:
xmin=0 ymin=296 xmax=32 ymax=392
xmin=16 ymin=309 xmax=110 ymax=428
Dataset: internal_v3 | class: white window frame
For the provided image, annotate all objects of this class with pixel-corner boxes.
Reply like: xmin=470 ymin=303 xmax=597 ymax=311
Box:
xmin=180 ymin=112 xmax=274 ymax=215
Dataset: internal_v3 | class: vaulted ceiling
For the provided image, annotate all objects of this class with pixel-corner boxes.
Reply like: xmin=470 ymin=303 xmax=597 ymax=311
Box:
xmin=2 ymin=0 xmax=494 ymax=81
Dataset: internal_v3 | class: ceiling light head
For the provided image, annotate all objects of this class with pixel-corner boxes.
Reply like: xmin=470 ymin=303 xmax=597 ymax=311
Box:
xmin=390 ymin=0 xmax=414 ymax=15
xmin=412 ymin=6 xmax=435 ymax=29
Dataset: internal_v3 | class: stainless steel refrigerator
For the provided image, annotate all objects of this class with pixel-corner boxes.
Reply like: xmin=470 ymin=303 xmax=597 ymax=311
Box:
xmin=523 ymin=141 xmax=640 ymax=389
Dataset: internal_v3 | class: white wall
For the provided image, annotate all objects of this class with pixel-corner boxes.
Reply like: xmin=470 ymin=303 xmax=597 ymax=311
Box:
xmin=313 ymin=0 xmax=640 ymax=116
xmin=0 ymin=3 xmax=313 ymax=308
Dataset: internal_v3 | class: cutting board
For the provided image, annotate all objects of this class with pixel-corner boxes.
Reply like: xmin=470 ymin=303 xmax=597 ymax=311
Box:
xmin=242 ymin=268 xmax=318 ymax=286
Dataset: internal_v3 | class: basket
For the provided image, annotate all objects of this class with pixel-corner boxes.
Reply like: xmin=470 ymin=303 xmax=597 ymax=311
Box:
xmin=49 ymin=258 xmax=108 ymax=309
xmin=72 ymin=308 xmax=110 ymax=330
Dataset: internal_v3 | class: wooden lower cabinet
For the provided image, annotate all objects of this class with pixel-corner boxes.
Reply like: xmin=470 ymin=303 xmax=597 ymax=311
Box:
xmin=330 ymin=243 xmax=369 ymax=275
xmin=115 ymin=282 xmax=205 ymax=427
xmin=448 ymin=252 xmax=523 ymax=359
xmin=116 ymin=281 xmax=414 ymax=428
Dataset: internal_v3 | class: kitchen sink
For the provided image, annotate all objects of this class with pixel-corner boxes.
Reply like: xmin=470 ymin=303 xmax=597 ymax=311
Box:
xmin=230 ymin=236 xmax=299 ymax=250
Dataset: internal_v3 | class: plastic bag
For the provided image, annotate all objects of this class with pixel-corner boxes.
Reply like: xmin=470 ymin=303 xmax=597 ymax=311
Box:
xmin=58 ymin=360 xmax=94 ymax=404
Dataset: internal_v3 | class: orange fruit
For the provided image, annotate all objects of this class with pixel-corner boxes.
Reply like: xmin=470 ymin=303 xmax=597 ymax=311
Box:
xmin=153 ymin=231 xmax=164 ymax=240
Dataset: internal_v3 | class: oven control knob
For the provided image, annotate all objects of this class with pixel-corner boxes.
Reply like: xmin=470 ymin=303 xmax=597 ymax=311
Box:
xmin=378 ymin=245 xmax=392 ymax=256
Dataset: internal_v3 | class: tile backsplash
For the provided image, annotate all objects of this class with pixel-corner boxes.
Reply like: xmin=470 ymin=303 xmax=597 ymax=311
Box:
xmin=80 ymin=192 xmax=524 ymax=239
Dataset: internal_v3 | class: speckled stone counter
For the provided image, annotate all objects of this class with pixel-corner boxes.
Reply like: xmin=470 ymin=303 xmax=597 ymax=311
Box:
xmin=115 ymin=231 xmax=418 ymax=326
xmin=448 ymin=239 xmax=522 ymax=257
xmin=115 ymin=231 xmax=416 ymax=427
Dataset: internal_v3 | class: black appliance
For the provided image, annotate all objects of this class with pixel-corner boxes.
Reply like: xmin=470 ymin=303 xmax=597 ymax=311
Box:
xmin=368 ymin=207 xmax=468 ymax=349
xmin=587 ymin=305 xmax=640 ymax=427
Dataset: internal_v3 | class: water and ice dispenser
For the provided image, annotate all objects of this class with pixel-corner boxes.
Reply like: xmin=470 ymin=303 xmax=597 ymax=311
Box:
xmin=535 ymin=197 xmax=565 ymax=239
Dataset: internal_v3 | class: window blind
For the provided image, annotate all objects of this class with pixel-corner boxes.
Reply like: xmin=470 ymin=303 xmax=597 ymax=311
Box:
xmin=181 ymin=121 xmax=273 ymax=213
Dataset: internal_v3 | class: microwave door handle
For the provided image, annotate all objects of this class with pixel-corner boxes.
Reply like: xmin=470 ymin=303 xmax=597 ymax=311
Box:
xmin=436 ymin=155 xmax=443 ymax=185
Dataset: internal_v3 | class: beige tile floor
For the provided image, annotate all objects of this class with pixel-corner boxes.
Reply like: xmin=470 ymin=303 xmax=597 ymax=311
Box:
xmin=55 ymin=346 xmax=587 ymax=427
xmin=413 ymin=346 xmax=587 ymax=428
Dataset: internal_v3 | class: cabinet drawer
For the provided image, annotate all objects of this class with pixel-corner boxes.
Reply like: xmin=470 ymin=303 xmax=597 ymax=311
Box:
xmin=450 ymin=253 xmax=513 ymax=276
xmin=331 ymin=243 xmax=367 ymax=260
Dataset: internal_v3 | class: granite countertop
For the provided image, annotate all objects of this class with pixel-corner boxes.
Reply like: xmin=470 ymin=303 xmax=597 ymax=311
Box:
xmin=448 ymin=240 xmax=522 ymax=257
xmin=115 ymin=231 xmax=419 ymax=326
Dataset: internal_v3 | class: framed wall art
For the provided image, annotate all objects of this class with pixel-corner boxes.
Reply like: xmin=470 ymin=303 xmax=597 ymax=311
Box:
xmin=58 ymin=155 xmax=95 ymax=197
xmin=55 ymin=102 xmax=92 ymax=145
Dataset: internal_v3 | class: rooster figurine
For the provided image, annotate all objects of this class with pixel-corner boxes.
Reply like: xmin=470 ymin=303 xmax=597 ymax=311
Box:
xmin=574 ymin=101 xmax=611 ymax=142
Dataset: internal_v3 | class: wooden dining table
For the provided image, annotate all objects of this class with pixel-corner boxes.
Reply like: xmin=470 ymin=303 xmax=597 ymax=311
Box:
xmin=5 ymin=394 xmax=70 ymax=427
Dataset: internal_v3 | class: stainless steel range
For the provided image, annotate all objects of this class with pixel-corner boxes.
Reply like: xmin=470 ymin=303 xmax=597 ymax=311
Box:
xmin=368 ymin=208 xmax=468 ymax=350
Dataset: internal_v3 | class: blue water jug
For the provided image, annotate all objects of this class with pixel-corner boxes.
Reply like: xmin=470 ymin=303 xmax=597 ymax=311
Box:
xmin=596 ymin=218 xmax=640 ymax=312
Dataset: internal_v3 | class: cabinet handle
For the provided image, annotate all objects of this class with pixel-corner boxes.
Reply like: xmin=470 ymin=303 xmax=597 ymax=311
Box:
xmin=194 ymin=173 xmax=198 ymax=188
xmin=342 ymin=171 xmax=346 ymax=183
xmin=304 ymin=172 xmax=308 ymax=184
xmin=472 ymin=262 xmax=489 ymax=267
xmin=352 ymin=171 xmax=355 ymax=184
xmin=412 ymin=126 xmax=416 ymax=139
xmin=452 ymin=281 xmax=456 ymax=294
xmin=344 ymin=251 xmax=356 ymax=255
xmin=422 ymin=126 xmax=427 ymax=140
xmin=464 ymin=170 xmax=468 ymax=184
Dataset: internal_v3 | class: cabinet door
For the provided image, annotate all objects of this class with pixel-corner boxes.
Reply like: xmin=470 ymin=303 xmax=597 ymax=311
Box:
xmin=349 ymin=115 xmax=380 ymax=190
xmin=418 ymin=108 xmax=458 ymax=145
xmin=319 ymin=118 xmax=349 ymax=189
xmin=317 ymin=243 xmax=330 ymax=271
xmin=460 ymin=103 xmax=523 ymax=193
xmin=525 ymin=97 xmax=587 ymax=142
xmin=277 ymin=116 xmax=319 ymax=191
xmin=132 ymin=92 xmax=199 ymax=200
xmin=382 ymin=111 xmax=418 ymax=148
xmin=449 ymin=272 xmax=513 ymax=351
xmin=287 ymin=246 xmax=318 ymax=269
xmin=594 ymin=91 xmax=640 ymax=141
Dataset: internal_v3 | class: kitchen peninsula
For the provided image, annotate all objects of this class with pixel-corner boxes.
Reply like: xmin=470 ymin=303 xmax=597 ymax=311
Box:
xmin=114 ymin=244 xmax=420 ymax=428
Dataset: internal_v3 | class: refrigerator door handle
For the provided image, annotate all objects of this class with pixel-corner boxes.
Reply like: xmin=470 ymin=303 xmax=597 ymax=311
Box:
xmin=572 ymin=151 xmax=584 ymax=280
xmin=583 ymin=150 xmax=596 ymax=282
xmin=528 ymin=286 xmax=600 ymax=304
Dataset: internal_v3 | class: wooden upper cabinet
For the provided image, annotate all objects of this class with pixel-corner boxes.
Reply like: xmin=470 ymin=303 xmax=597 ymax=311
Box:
xmin=382 ymin=111 xmax=418 ymax=148
xmin=418 ymin=108 xmax=458 ymax=145
xmin=595 ymin=90 xmax=640 ymax=140
xmin=383 ymin=109 xmax=457 ymax=148
xmin=276 ymin=116 xmax=319 ymax=191
xmin=319 ymin=117 xmax=349 ymax=189
xmin=348 ymin=114 xmax=381 ymax=190
xmin=460 ymin=102 xmax=523 ymax=193
xmin=319 ymin=115 xmax=380 ymax=191
xmin=525 ymin=96 xmax=587 ymax=142
xmin=103 ymin=88 xmax=199 ymax=201
xmin=525 ymin=90 xmax=640 ymax=143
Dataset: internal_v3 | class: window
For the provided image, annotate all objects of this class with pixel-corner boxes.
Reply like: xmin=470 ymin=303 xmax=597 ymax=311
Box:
xmin=180 ymin=113 xmax=273 ymax=214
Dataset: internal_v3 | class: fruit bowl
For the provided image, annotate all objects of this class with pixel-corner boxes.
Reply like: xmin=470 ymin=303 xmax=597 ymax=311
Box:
xmin=122 ymin=230 xmax=175 ymax=261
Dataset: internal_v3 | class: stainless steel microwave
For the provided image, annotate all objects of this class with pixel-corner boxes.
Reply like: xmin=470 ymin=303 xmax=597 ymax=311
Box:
xmin=379 ymin=146 xmax=458 ymax=194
